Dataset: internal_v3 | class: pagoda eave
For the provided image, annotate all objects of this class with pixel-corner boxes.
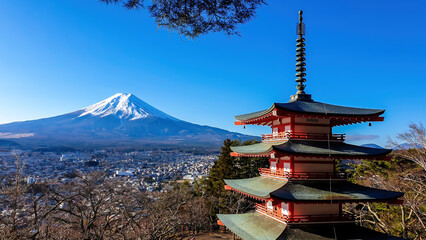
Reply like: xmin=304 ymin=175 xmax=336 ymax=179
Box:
xmin=218 ymin=213 xmax=405 ymax=240
xmin=331 ymin=116 xmax=384 ymax=126
xmin=224 ymin=177 xmax=404 ymax=203
xmin=231 ymin=140 xmax=392 ymax=160
xmin=224 ymin=177 xmax=288 ymax=200
xmin=269 ymin=180 xmax=404 ymax=202
xmin=217 ymin=212 xmax=287 ymax=240
xmin=231 ymin=152 xmax=390 ymax=160
xmin=225 ymin=185 xmax=271 ymax=201
xmin=235 ymin=114 xmax=384 ymax=127
xmin=279 ymin=198 xmax=404 ymax=204
xmin=230 ymin=142 xmax=284 ymax=158
xmin=275 ymin=153 xmax=392 ymax=161
xmin=234 ymin=101 xmax=386 ymax=126
xmin=281 ymin=223 xmax=406 ymax=239
xmin=234 ymin=110 xmax=278 ymax=126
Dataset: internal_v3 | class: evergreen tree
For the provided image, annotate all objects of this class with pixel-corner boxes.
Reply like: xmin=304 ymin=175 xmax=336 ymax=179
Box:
xmin=206 ymin=138 xmax=269 ymax=195
xmin=234 ymin=139 xmax=269 ymax=178
xmin=205 ymin=138 xmax=269 ymax=222
xmin=206 ymin=139 xmax=238 ymax=196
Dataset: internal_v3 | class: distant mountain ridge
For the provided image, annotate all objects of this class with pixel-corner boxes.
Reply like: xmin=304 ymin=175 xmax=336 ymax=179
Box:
xmin=0 ymin=139 xmax=20 ymax=148
xmin=0 ymin=93 xmax=253 ymax=149
xmin=392 ymin=143 xmax=422 ymax=150
xmin=361 ymin=143 xmax=421 ymax=150
xmin=360 ymin=143 xmax=384 ymax=149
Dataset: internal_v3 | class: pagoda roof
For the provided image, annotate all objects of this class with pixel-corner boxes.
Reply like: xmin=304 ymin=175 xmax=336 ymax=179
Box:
xmin=225 ymin=177 xmax=404 ymax=202
xmin=270 ymin=180 xmax=404 ymax=202
xmin=282 ymin=223 xmax=405 ymax=239
xmin=224 ymin=177 xmax=287 ymax=199
xmin=231 ymin=140 xmax=391 ymax=159
xmin=230 ymin=141 xmax=285 ymax=156
xmin=217 ymin=212 xmax=287 ymax=240
xmin=235 ymin=100 xmax=385 ymax=122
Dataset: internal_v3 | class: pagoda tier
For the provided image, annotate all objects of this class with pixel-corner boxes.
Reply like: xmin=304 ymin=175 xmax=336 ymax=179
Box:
xmin=230 ymin=141 xmax=392 ymax=180
xmin=224 ymin=177 xmax=403 ymax=203
xmin=234 ymin=101 xmax=385 ymax=127
xmin=223 ymin=177 xmax=403 ymax=225
xmin=217 ymin=213 xmax=404 ymax=240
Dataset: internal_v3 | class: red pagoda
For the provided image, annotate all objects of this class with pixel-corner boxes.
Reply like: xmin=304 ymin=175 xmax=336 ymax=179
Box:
xmin=217 ymin=11 xmax=404 ymax=240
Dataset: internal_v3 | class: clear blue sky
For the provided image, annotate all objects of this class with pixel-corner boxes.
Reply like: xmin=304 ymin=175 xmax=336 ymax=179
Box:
xmin=0 ymin=0 xmax=425 ymax=146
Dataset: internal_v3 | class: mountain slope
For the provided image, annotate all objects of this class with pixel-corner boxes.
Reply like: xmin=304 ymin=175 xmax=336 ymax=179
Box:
xmin=0 ymin=93 xmax=253 ymax=148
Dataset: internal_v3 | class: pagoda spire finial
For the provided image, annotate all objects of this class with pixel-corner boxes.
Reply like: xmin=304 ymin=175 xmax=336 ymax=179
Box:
xmin=290 ymin=10 xmax=312 ymax=102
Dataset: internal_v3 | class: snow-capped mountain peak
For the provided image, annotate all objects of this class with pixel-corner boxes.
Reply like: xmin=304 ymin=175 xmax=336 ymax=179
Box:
xmin=78 ymin=93 xmax=179 ymax=121
xmin=0 ymin=93 xmax=254 ymax=148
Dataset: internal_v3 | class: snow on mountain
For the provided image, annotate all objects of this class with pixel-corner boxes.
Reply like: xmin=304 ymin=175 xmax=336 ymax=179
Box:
xmin=78 ymin=93 xmax=179 ymax=121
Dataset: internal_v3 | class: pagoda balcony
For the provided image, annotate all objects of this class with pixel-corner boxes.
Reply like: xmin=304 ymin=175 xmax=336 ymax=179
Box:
xmin=259 ymin=168 xmax=347 ymax=180
xmin=255 ymin=203 xmax=354 ymax=224
xmin=261 ymin=132 xmax=345 ymax=142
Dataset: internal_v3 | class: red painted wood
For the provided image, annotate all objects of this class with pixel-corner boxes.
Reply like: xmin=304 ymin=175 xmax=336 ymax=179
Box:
xmin=293 ymin=160 xmax=334 ymax=164
xmin=294 ymin=122 xmax=331 ymax=127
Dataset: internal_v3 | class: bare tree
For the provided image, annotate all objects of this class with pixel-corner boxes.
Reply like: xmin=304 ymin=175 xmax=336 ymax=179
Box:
xmin=0 ymin=155 xmax=64 ymax=240
xmin=0 ymin=161 xmax=213 ymax=239
xmin=388 ymin=122 xmax=426 ymax=170
xmin=50 ymin=172 xmax=139 ymax=239
xmin=346 ymin=170 xmax=425 ymax=239
xmin=345 ymin=154 xmax=425 ymax=239
xmin=0 ymin=155 xmax=26 ymax=239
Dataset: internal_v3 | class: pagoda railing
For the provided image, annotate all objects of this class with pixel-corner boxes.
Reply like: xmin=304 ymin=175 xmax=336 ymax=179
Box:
xmin=289 ymin=171 xmax=347 ymax=179
xmin=261 ymin=132 xmax=345 ymax=141
xmin=259 ymin=168 xmax=347 ymax=179
xmin=289 ymin=214 xmax=355 ymax=223
xmin=255 ymin=203 xmax=289 ymax=223
xmin=258 ymin=168 xmax=288 ymax=179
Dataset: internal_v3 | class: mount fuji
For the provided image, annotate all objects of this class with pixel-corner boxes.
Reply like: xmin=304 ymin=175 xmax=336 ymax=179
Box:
xmin=0 ymin=93 xmax=252 ymax=149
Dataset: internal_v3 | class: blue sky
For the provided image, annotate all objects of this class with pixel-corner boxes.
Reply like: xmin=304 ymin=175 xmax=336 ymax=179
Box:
xmin=0 ymin=0 xmax=425 ymax=146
